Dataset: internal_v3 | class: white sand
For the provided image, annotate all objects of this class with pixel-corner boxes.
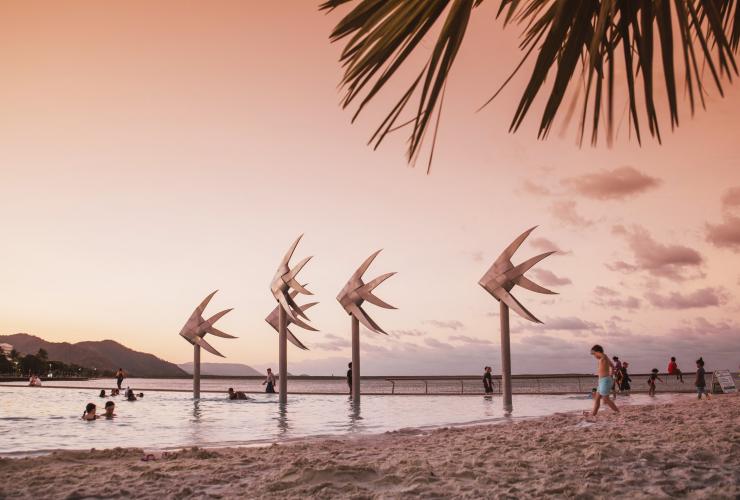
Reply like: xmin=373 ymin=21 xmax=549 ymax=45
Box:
xmin=1 ymin=395 xmax=738 ymax=499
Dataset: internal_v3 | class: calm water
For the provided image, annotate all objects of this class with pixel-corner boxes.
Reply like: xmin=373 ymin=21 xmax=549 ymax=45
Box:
xmin=0 ymin=386 xmax=681 ymax=455
xmin=0 ymin=374 xmax=704 ymax=394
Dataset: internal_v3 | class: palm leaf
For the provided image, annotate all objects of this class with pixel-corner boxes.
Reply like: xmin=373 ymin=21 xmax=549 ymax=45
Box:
xmin=322 ymin=0 xmax=739 ymax=167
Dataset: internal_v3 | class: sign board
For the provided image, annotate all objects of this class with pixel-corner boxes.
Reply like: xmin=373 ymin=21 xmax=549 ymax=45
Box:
xmin=712 ymin=370 xmax=737 ymax=394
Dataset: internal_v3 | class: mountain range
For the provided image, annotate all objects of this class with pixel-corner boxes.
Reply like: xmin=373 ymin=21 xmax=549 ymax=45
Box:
xmin=0 ymin=333 xmax=187 ymax=377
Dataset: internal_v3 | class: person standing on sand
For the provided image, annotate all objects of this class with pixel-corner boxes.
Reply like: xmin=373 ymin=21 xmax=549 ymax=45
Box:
xmin=611 ymin=356 xmax=622 ymax=397
xmin=347 ymin=362 xmax=352 ymax=395
xmin=115 ymin=368 xmax=125 ymax=390
xmin=483 ymin=366 xmax=494 ymax=394
xmin=695 ymin=357 xmax=711 ymax=400
xmin=667 ymin=357 xmax=684 ymax=383
xmin=586 ymin=345 xmax=619 ymax=417
xmin=619 ymin=362 xmax=632 ymax=394
xmin=262 ymin=368 xmax=276 ymax=393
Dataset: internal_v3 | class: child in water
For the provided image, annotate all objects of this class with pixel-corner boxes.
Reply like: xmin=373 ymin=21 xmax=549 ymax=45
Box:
xmin=82 ymin=403 xmax=98 ymax=421
xmin=103 ymin=401 xmax=116 ymax=418
xmin=647 ymin=368 xmax=663 ymax=396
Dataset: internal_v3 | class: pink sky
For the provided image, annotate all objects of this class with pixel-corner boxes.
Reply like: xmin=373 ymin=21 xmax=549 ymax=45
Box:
xmin=0 ymin=2 xmax=738 ymax=374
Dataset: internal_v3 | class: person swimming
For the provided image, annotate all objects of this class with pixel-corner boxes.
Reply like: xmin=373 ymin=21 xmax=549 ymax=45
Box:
xmin=82 ymin=402 xmax=98 ymax=421
xmin=99 ymin=389 xmax=106 ymax=397
xmin=227 ymin=388 xmax=250 ymax=400
xmin=103 ymin=401 xmax=116 ymax=418
xmin=126 ymin=389 xmax=137 ymax=401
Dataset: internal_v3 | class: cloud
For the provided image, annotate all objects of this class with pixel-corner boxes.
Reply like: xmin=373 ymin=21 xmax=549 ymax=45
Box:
xmin=592 ymin=286 xmax=641 ymax=310
xmin=563 ymin=166 xmax=661 ymax=200
xmin=423 ymin=319 xmax=464 ymax=331
xmin=610 ymin=225 xmax=703 ymax=281
xmin=605 ymin=260 xmax=639 ymax=273
xmin=469 ymin=251 xmax=484 ymax=262
xmin=516 ymin=316 xmax=601 ymax=333
xmin=721 ymin=186 xmax=740 ymax=210
xmin=311 ymin=333 xmax=352 ymax=352
xmin=529 ymin=268 xmax=572 ymax=286
xmin=389 ymin=329 xmax=426 ymax=338
xmin=528 ymin=237 xmax=572 ymax=255
xmin=448 ymin=335 xmax=493 ymax=345
xmin=645 ymin=287 xmax=728 ymax=309
xmin=423 ymin=338 xmax=455 ymax=350
xmin=594 ymin=286 xmax=618 ymax=297
xmin=550 ymin=200 xmax=594 ymax=227
xmin=706 ymin=215 xmax=740 ymax=251
xmin=275 ymin=317 xmax=740 ymax=375
xmin=520 ymin=179 xmax=551 ymax=196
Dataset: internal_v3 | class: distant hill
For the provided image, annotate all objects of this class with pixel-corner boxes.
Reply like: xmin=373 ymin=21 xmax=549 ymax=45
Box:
xmin=0 ymin=333 xmax=187 ymax=378
xmin=178 ymin=362 xmax=262 ymax=377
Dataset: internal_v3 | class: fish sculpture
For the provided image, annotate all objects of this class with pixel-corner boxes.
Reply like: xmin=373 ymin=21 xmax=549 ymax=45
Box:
xmin=478 ymin=226 xmax=557 ymax=323
xmin=178 ymin=290 xmax=236 ymax=357
xmin=337 ymin=249 xmax=396 ymax=334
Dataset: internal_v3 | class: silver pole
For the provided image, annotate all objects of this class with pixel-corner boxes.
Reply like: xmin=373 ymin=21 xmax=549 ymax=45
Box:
xmin=500 ymin=301 xmax=513 ymax=413
xmin=278 ymin=306 xmax=288 ymax=404
xmin=351 ymin=316 xmax=360 ymax=402
xmin=193 ymin=343 xmax=201 ymax=399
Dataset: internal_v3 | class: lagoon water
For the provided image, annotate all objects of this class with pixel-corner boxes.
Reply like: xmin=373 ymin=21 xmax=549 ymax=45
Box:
xmin=0 ymin=385 xmax=681 ymax=455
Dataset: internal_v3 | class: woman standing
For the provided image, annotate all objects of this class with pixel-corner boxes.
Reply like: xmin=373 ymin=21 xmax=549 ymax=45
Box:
xmin=482 ymin=366 xmax=494 ymax=394
xmin=115 ymin=368 xmax=126 ymax=390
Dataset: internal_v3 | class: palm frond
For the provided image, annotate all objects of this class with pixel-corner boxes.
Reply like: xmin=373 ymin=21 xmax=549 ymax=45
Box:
xmin=322 ymin=0 xmax=739 ymax=167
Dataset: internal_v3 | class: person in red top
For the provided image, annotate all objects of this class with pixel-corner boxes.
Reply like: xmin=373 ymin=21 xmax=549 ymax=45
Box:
xmin=667 ymin=356 xmax=684 ymax=383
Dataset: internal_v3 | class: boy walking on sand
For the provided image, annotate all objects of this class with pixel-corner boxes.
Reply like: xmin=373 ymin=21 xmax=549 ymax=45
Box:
xmin=586 ymin=345 xmax=619 ymax=416
xmin=695 ymin=357 xmax=711 ymax=400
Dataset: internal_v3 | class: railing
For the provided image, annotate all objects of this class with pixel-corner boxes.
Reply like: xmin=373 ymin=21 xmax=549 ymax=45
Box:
xmin=382 ymin=372 xmax=737 ymax=395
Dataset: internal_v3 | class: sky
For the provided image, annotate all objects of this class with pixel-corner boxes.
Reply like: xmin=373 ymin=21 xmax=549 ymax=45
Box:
xmin=0 ymin=1 xmax=739 ymax=375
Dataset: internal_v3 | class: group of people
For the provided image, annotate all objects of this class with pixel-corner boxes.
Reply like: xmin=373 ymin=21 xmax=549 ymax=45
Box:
xmin=82 ymin=401 xmax=116 ymax=420
xmin=84 ymin=386 xmax=143 ymax=419
xmin=100 ymin=387 xmax=143 ymax=401
xmin=588 ymin=346 xmax=712 ymax=418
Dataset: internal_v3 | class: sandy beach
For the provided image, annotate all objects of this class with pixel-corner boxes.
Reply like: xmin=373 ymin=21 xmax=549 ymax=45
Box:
xmin=0 ymin=395 xmax=737 ymax=499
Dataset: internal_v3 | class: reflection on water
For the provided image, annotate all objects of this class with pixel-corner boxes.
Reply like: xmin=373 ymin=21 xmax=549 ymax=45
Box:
xmin=191 ymin=400 xmax=202 ymax=423
xmin=347 ymin=399 xmax=363 ymax=432
xmin=0 ymin=387 xmax=681 ymax=454
xmin=276 ymin=402 xmax=289 ymax=435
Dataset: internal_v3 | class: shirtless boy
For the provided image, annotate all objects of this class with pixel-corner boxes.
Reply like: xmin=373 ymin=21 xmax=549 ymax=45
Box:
xmin=587 ymin=345 xmax=620 ymax=416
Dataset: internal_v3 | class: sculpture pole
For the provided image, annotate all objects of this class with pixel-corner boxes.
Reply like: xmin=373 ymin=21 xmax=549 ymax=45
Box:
xmin=193 ymin=344 xmax=201 ymax=399
xmin=478 ymin=227 xmax=558 ymax=414
xmin=178 ymin=291 xmax=236 ymax=400
xmin=278 ymin=307 xmax=288 ymax=403
xmin=337 ymin=250 xmax=396 ymax=404
xmin=269 ymin=235 xmax=318 ymax=404
xmin=351 ymin=316 xmax=360 ymax=402
xmin=499 ymin=302 xmax=512 ymax=413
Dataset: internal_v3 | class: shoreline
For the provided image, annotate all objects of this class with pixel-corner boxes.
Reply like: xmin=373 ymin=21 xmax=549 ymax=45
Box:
xmin=1 ymin=395 xmax=737 ymax=498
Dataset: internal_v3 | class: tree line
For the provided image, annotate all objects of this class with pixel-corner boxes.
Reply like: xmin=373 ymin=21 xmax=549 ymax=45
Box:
xmin=0 ymin=348 xmax=114 ymax=378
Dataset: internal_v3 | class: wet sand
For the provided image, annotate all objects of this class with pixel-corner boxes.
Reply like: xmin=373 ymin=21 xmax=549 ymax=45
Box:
xmin=1 ymin=395 xmax=737 ymax=499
